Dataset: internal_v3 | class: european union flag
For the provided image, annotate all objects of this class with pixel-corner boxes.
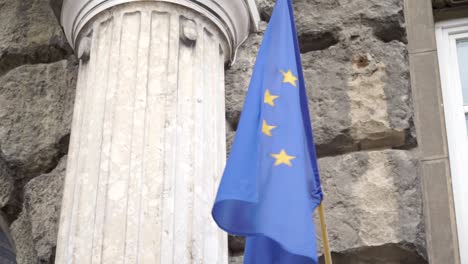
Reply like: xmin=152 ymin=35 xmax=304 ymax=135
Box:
xmin=212 ymin=0 xmax=323 ymax=262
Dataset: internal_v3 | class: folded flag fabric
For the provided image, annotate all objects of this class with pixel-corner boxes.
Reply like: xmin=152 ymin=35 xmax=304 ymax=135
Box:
xmin=212 ymin=0 xmax=324 ymax=263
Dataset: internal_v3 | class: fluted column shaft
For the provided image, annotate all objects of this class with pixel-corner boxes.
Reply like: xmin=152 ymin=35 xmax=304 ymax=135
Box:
xmin=56 ymin=2 xmax=228 ymax=263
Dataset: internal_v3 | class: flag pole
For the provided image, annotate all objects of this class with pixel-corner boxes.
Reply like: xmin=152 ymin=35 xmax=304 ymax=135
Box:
xmin=318 ymin=202 xmax=332 ymax=264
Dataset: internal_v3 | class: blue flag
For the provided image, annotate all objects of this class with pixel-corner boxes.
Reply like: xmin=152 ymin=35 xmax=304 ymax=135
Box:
xmin=212 ymin=0 xmax=323 ymax=263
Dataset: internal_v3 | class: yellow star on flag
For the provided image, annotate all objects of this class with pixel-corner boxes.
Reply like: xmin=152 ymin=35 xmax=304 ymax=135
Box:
xmin=262 ymin=120 xmax=276 ymax=137
xmin=264 ymin=89 xmax=279 ymax=107
xmin=271 ymin=149 xmax=296 ymax=167
xmin=280 ymin=69 xmax=298 ymax=87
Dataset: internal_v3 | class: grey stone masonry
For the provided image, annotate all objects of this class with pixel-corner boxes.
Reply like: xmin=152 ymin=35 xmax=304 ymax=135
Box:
xmin=226 ymin=0 xmax=428 ymax=263
xmin=0 ymin=0 xmax=438 ymax=263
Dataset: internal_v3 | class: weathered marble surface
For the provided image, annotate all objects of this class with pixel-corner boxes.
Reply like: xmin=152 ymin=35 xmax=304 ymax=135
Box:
xmin=56 ymin=3 xmax=228 ymax=263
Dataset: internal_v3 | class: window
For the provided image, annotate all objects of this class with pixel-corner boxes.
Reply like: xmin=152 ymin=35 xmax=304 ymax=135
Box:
xmin=436 ymin=18 xmax=468 ymax=263
xmin=457 ymin=39 xmax=468 ymax=130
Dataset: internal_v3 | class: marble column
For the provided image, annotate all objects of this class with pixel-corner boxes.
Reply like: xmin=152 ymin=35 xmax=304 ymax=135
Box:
xmin=56 ymin=1 xmax=259 ymax=263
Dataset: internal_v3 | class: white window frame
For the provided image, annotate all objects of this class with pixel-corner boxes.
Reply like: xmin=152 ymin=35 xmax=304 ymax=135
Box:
xmin=436 ymin=18 xmax=468 ymax=263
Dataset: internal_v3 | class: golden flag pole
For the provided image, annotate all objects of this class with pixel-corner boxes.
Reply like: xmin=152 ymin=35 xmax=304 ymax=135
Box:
xmin=318 ymin=202 xmax=333 ymax=264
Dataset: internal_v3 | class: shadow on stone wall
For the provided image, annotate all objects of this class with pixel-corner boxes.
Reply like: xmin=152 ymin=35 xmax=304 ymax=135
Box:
xmin=319 ymin=243 xmax=427 ymax=264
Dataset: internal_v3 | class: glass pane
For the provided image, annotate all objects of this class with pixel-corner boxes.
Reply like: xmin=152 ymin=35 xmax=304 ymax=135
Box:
xmin=457 ymin=39 xmax=468 ymax=106
xmin=465 ymin=113 xmax=468 ymax=134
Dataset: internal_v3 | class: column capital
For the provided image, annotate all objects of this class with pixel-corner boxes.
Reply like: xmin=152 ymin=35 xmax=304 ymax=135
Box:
xmin=61 ymin=0 xmax=260 ymax=62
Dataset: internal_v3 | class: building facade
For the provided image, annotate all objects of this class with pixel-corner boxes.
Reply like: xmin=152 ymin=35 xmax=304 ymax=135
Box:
xmin=0 ymin=0 xmax=466 ymax=263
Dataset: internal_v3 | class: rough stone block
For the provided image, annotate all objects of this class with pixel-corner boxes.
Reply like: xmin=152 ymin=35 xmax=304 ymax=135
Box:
xmin=229 ymin=254 xmax=244 ymax=264
xmin=255 ymin=0 xmax=406 ymax=46
xmin=11 ymin=156 xmax=67 ymax=264
xmin=0 ymin=0 xmax=72 ymax=75
xmin=10 ymin=211 xmax=37 ymax=264
xmin=225 ymin=22 xmax=267 ymax=132
xmin=224 ymin=150 xmax=426 ymax=263
xmin=0 ymin=151 xmax=13 ymax=208
xmin=0 ymin=60 xmax=77 ymax=178
xmin=23 ymin=156 xmax=66 ymax=262
xmin=318 ymin=150 xmax=426 ymax=261
xmin=304 ymin=39 xmax=413 ymax=156
xmin=226 ymin=21 xmax=413 ymax=156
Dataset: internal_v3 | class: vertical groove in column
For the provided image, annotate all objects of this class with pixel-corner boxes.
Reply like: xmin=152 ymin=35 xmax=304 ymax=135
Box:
xmin=72 ymin=17 xmax=114 ymax=263
xmin=217 ymin=44 xmax=226 ymax=193
xmin=124 ymin=9 xmax=149 ymax=264
xmin=121 ymin=13 xmax=141 ymax=260
xmin=102 ymin=11 xmax=141 ymax=263
xmin=203 ymin=28 xmax=220 ymax=264
xmin=217 ymin=44 xmax=228 ymax=264
xmin=91 ymin=11 xmax=122 ymax=264
xmin=55 ymin=53 xmax=90 ymax=263
xmin=186 ymin=17 xmax=199 ymax=264
xmin=190 ymin=22 xmax=205 ymax=264
xmin=70 ymin=21 xmax=101 ymax=263
xmin=132 ymin=10 xmax=170 ymax=264
xmin=202 ymin=28 xmax=212 ymax=264
xmin=217 ymin=46 xmax=226 ymax=192
xmin=173 ymin=15 xmax=196 ymax=264
xmin=160 ymin=11 xmax=180 ymax=264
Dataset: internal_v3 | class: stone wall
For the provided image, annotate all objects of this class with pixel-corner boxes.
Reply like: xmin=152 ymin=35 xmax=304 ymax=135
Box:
xmin=0 ymin=0 xmax=76 ymax=262
xmin=0 ymin=0 xmax=426 ymax=263
xmin=227 ymin=0 xmax=426 ymax=263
